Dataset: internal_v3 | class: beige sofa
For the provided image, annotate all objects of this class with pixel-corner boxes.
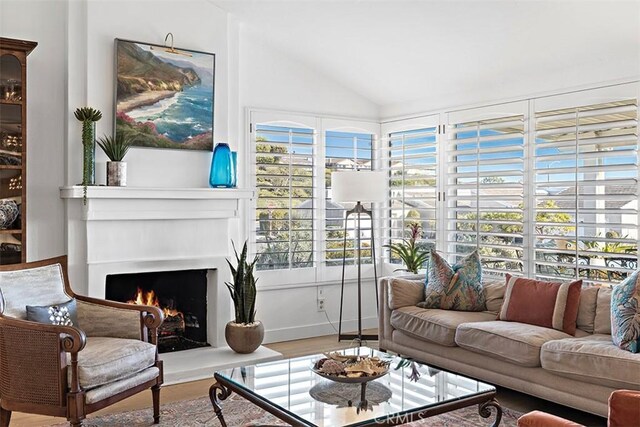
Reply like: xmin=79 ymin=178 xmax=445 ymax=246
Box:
xmin=378 ymin=275 xmax=640 ymax=417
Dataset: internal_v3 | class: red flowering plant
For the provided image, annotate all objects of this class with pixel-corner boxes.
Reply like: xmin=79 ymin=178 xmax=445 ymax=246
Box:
xmin=383 ymin=222 xmax=430 ymax=274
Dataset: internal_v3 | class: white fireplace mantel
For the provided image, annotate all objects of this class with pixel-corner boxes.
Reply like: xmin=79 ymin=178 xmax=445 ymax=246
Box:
xmin=60 ymin=185 xmax=255 ymax=348
xmin=60 ymin=186 xmax=254 ymax=200
xmin=60 ymin=186 xmax=254 ymax=221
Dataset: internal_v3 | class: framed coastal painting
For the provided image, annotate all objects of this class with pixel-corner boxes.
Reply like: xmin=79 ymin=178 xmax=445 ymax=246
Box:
xmin=114 ymin=39 xmax=215 ymax=151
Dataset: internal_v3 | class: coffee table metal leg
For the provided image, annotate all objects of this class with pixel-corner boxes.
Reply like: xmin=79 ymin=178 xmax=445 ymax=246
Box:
xmin=209 ymin=382 xmax=233 ymax=427
xmin=478 ymin=398 xmax=503 ymax=427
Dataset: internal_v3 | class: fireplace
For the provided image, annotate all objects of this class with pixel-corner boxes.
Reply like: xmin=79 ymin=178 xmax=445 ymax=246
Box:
xmin=106 ymin=269 xmax=211 ymax=353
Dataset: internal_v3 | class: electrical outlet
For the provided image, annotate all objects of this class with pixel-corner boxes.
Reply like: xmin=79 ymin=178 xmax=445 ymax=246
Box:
xmin=316 ymin=287 xmax=325 ymax=312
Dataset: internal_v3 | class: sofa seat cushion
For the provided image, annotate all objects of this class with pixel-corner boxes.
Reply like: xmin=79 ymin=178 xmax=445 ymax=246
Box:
xmin=455 ymin=321 xmax=571 ymax=367
xmin=390 ymin=306 xmax=496 ymax=346
xmin=68 ymin=337 xmax=156 ymax=390
xmin=541 ymin=334 xmax=640 ymax=390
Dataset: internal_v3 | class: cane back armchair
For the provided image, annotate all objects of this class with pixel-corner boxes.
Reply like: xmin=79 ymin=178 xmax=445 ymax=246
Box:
xmin=0 ymin=256 xmax=164 ymax=426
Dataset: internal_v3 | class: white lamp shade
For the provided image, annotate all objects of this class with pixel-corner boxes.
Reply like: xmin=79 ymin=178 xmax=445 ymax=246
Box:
xmin=331 ymin=170 xmax=386 ymax=203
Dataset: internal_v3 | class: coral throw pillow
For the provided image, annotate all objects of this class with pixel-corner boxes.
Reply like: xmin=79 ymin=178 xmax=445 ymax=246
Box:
xmin=419 ymin=251 xmax=485 ymax=311
xmin=611 ymin=270 xmax=640 ymax=353
xmin=499 ymin=275 xmax=582 ymax=335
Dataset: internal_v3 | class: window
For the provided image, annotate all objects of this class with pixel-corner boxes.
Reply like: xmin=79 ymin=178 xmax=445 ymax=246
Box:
xmin=386 ymin=127 xmax=438 ymax=264
xmin=250 ymin=84 xmax=639 ymax=286
xmin=250 ymin=112 xmax=380 ymax=285
xmin=324 ymin=130 xmax=374 ymax=267
xmin=446 ymin=109 xmax=526 ymax=276
xmin=534 ymin=98 xmax=638 ymax=285
xmin=253 ymin=123 xmax=315 ymax=271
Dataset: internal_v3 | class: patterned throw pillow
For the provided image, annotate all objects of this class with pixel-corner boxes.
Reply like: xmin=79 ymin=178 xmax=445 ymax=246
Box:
xmin=499 ymin=275 xmax=581 ymax=335
xmin=26 ymin=298 xmax=78 ymax=326
xmin=611 ymin=271 xmax=640 ymax=353
xmin=418 ymin=251 xmax=485 ymax=311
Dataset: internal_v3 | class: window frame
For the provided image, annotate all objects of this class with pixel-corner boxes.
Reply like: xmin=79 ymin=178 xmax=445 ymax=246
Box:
xmin=380 ymin=114 xmax=442 ymax=266
xmin=378 ymin=83 xmax=639 ymax=283
xmin=531 ymin=84 xmax=639 ymax=285
xmin=248 ymin=110 xmax=381 ymax=288
xmin=446 ymin=101 xmax=529 ymax=277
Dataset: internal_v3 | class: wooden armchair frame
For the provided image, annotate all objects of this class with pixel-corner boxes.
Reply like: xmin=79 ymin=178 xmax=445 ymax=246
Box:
xmin=0 ymin=256 xmax=164 ymax=426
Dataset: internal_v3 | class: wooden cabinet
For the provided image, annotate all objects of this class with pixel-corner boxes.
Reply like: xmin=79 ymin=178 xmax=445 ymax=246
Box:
xmin=0 ymin=38 xmax=37 ymax=264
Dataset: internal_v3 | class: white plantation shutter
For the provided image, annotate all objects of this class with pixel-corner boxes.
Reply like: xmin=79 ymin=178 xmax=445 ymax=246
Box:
xmin=534 ymin=96 xmax=639 ymax=285
xmin=385 ymin=127 xmax=439 ymax=263
xmin=324 ymin=130 xmax=374 ymax=267
xmin=251 ymin=113 xmax=317 ymax=279
xmin=446 ymin=104 xmax=527 ymax=276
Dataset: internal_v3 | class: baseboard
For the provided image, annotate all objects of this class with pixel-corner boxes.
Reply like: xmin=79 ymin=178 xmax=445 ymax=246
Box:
xmin=263 ymin=316 xmax=378 ymax=343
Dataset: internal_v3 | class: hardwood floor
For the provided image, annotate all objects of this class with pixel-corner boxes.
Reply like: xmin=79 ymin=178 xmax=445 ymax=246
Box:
xmin=10 ymin=331 xmax=605 ymax=426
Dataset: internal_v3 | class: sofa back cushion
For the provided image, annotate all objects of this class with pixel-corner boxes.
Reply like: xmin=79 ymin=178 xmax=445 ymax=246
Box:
xmin=0 ymin=263 xmax=70 ymax=319
xmin=499 ymin=275 xmax=582 ymax=335
xmin=483 ymin=280 xmax=505 ymax=314
xmin=593 ymin=287 xmax=612 ymax=335
xmin=387 ymin=278 xmax=424 ymax=310
xmin=576 ymin=285 xmax=599 ymax=333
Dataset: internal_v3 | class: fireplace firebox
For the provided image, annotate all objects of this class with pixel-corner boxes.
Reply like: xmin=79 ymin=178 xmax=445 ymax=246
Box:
xmin=106 ymin=269 xmax=210 ymax=353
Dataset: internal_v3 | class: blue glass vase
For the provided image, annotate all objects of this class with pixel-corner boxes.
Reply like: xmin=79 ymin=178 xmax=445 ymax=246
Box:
xmin=209 ymin=143 xmax=234 ymax=188
xmin=231 ymin=151 xmax=238 ymax=187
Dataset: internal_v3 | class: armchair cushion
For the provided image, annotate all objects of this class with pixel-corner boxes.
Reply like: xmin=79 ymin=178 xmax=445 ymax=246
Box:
xmin=609 ymin=390 xmax=640 ymax=427
xmin=69 ymin=337 xmax=156 ymax=390
xmin=85 ymin=367 xmax=160 ymax=404
xmin=27 ymin=298 xmax=78 ymax=326
xmin=0 ymin=263 xmax=70 ymax=319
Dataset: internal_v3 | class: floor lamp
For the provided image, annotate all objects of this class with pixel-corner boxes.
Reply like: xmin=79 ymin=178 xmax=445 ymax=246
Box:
xmin=331 ymin=170 xmax=386 ymax=344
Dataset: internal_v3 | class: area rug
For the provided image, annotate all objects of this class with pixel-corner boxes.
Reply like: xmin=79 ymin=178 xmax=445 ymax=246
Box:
xmin=52 ymin=393 xmax=521 ymax=426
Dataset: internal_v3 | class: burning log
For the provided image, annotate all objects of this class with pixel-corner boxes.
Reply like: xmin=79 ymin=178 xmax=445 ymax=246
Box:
xmin=159 ymin=314 xmax=186 ymax=336
xmin=128 ymin=287 xmax=186 ymax=335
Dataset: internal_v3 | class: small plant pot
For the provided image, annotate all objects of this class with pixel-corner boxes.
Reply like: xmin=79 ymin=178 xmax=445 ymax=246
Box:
xmin=107 ymin=161 xmax=127 ymax=186
xmin=225 ymin=321 xmax=264 ymax=354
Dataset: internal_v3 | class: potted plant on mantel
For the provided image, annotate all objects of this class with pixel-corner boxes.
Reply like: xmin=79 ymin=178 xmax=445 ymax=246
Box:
xmin=97 ymin=133 xmax=132 ymax=187
xmin=224 ymin=240 xmax=264 ymax=353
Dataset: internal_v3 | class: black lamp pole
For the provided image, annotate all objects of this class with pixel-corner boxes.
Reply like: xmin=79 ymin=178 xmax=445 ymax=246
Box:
xmin=337 ymin=201 xmax=379 ymax=343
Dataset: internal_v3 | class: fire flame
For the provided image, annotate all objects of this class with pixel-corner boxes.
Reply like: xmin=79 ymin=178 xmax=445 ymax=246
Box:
xmin=127 ymin=287 xmax=182 ymax=319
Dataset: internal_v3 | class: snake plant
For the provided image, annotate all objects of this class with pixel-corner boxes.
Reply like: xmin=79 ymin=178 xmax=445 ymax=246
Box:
xmin=74 ymin=107 xmax=102 ymax=203
xmin=225 ymin=241 xmax=258 ymax=324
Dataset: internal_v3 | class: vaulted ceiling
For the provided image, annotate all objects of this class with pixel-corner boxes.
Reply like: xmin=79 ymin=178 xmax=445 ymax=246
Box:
xmin=213 ymin=0 xmax=640 ymax=114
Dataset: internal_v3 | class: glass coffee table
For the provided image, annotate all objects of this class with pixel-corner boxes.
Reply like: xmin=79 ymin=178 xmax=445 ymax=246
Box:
xmin=209 ymin=347 xmax=502 ymax=426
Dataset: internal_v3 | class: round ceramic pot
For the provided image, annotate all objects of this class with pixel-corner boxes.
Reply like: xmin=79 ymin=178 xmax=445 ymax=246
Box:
xmin=225 ymin=321 xmax=264 ymax=354
xmin=107 ymin=161 xmax=127 ymax=186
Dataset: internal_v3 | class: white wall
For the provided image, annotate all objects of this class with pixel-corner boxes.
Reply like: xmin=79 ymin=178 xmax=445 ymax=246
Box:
xmin=0 ymin=0 xmax=67 ymax=261
xmin=238 ymin=27 xmax=380 ymax=120
xmin=74 ymin=0 xmax=230 ymax=188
